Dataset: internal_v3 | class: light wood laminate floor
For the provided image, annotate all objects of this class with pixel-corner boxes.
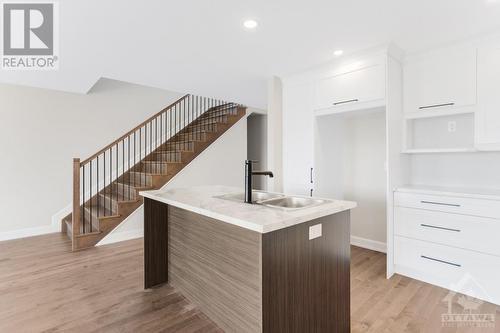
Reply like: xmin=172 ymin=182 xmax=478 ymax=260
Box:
xmin=1 ymin=233 xmax=498 ymax=332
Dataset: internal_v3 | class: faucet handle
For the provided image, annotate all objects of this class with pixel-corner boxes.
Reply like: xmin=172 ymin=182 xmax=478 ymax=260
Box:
xmin=245 ymin=160 xmax=259 ymax=164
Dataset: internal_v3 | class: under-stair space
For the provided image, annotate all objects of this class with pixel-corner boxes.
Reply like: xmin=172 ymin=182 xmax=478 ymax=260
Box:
xmin=63 ymin=95 xmax=246 ymax=250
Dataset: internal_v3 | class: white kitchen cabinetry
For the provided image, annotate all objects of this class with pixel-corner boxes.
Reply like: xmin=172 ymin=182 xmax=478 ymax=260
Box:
xmin=476 ymin=42 xmax=500 ymax=151
xmin=394 ymin=186 xmax=500 ymax=305
xmin=282 ymin=81 xmax=314 ymax=197
xmin=315 ymin=64 xmax=385 ymax=112
xmin=404 ymin=48 xmax=477 ymax=114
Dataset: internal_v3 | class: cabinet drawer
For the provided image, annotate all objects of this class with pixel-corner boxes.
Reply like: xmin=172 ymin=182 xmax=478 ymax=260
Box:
xmin=394 ymin=236 xmax=500 ymax=305
xmin=395 ymin=207 xmax=500 ymax=256
xmin=394 ymin=192 xmax=500 ymax=219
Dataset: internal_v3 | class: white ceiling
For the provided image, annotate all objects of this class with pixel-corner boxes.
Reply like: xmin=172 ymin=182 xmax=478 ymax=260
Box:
xmin=2 ymin=0 xmax=500 ymax=108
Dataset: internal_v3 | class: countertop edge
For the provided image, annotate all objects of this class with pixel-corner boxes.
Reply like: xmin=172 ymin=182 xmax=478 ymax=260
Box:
xmin=140 ymin=190 xmax=357 ymax=234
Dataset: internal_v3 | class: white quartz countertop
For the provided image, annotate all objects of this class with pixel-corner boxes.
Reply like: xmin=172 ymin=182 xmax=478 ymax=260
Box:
xmin=140 ymin=185 xmax=357 ymax=233
xmin=396 ymin=185 xmax=500 ymax=201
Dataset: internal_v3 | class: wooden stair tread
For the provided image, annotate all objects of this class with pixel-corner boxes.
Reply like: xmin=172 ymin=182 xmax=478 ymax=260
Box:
xmin=113 ymin=182 xmax=153 ymax=193
xmin=64 ymin=214 xmax=100 ymax=236
xmin=84 ymin=204 xmax=119 ymax=219
xmin=100 ymin=191 xmax=138 ymax=203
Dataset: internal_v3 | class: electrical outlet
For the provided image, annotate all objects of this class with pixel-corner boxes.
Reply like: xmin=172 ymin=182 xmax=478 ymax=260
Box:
xmin=448 ymin=121 xmax=457 ymax=133
xmin=309 ymin=224 xmax=322 ymax=240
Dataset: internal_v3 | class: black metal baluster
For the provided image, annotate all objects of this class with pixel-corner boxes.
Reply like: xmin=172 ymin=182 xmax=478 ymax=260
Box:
xmin=183 ymin=99 xmax=186 ymax=152
xmin=89 ymin=160 xmax=92 ymax=234
xmin=195 ymin=96 xmax=198 ymax=141
xmin=144 ymin=124 xmax=147 ymax=186
xmin=82 ymin=163 xmax=85 ymax=234
xmin=155 ymin=117 xmax=158 ymax=173
xmin=189 ymin=95 xmax=192 ymax=116
xmin=203 ymin=97 xmax=206 ymax=139
xmin=96 ymin=155 xmax=99 ymax=225
xmin=184 ymin=96 xmax=189 ymax=141
xmin=139 ymin=127 xmax=142 ymax=187
xmin=134 ymin=131 xmax=136 ymax=188
xmin=121 ymin=140 xmax=124 ymax=199
xmin=104 ymin=150 xmax=106 ymax=216
xmin=128 ymin=136 xmax=130 ymax=200
xmin=110 ymin=148 xmax=112 ymax=206
xmin=160 ymin=114 xmax=162 ymax=170
xmin=115 ymin=144 xmax=118 ymax=204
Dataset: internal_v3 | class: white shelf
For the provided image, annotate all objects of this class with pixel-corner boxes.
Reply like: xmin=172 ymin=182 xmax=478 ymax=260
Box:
xmin=395 ymin=185 xmax=500 ymax=201
xmin=404 ymin=106 xmax=475 ymax=120
xmin=402 ymin=148 xmax=477 ymax=154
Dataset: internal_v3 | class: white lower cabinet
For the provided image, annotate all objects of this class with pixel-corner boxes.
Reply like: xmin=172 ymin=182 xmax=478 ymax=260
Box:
xmin=395 ymin=236 xmax=500 ymax=305
xmin=394 ymin=188 xmax=500 ymax=305
xmin=395 ymin=207 xmax=500 ymax=256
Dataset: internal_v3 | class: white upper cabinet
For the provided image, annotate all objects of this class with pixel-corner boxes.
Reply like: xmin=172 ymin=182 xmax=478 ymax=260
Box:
xmin=476 ymin=42 xmax=500 ymax=151
xmin=282 ymin=81 xmax=314 ymax=196
xmin=404 ymin=48 xmax=477 ymax=114
xmin=315 ymin=64 xmax=386 ymax=111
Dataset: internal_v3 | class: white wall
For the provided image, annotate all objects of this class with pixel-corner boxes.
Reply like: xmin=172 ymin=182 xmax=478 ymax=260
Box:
xmin=247 ymin=114 xmax=268 ymax=190
xmin=0 ymin=79 xmax=183 ymax=240
xmin=98 ymin=117 xmax=248 ymax=245
xmin=344 ymin=111 xmax=387 ymax=244
xmin=315 ymin=109 xmax=387 ymax=245
xmin=410 ymin=152 xmax=500 ymax=189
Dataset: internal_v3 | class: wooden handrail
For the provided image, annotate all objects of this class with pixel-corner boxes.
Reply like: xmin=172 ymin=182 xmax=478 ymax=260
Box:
xmin=71 ymin=94 xmax=243 ymax=241
xmin=80 ymin=94 xmax=189 ymax=166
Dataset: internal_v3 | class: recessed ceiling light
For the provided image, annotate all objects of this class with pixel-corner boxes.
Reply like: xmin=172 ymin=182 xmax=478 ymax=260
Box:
xmin=334 ymin=50 xmax=344 ymax=57
xmin=243 ymin=19 xmax=258 ymax=30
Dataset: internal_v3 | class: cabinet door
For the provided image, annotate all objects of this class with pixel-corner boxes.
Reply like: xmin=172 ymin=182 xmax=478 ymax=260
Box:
xmin=282 ymin=81 xmax=314 ymax=196
xmin=404 ymin=49 xmax=477 ymax=113
xmin=476 ymin=43 xmax=500 ymax=151
xmin=315 ymin=64 xmax=385 ymax=110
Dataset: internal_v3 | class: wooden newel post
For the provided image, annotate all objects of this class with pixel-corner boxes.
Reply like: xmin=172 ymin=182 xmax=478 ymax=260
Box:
xmin=72 ymin=158 xmax=81 ymax=251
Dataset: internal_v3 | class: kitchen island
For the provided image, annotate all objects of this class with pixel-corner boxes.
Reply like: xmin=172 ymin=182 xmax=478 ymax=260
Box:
xmin=140 ymin=185 xmax=356 ymax=333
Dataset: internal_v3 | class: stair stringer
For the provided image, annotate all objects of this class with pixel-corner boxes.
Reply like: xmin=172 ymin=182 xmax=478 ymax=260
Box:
xmin=96 ymin=111 xmax=249 ymax=246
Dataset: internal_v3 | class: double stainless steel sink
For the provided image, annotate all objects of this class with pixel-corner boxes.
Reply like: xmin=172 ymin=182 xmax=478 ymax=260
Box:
xmin=216 ymin=191 xmax=329 ymax=210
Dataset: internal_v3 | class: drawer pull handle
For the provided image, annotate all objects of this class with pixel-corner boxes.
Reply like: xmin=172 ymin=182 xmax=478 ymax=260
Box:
xmin=419 ymin=102 xmax=455 ymax=110
xmin=333 ymin=99 xmax=359 ymax=106
xmin=420 ymin=200 xmax=461 ymax=207
xmin=420 ymin=224 xmax=461 ymax=233
xmin=421 ymin=255 xmax=461 ymax=267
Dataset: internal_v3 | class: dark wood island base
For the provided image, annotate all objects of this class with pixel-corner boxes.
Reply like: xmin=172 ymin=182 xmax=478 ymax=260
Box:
xmin=144 ymin=197 xmax=351 ymax=332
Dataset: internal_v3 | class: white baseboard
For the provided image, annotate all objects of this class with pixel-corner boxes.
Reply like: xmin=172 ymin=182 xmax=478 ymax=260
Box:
xmin=51 ymin=204 xmax=71 ymax=231
xmin=351 ymin=235 xmax=387 ymax=253
xmin=0 ymin=225 xmax=59 ymax=242
xmin=97 ymin=228 xmax=143 ymax=246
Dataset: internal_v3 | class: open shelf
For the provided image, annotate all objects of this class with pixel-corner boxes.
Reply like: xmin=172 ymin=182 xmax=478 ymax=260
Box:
xmin=403 ymin=112 xmax=476 ymax=153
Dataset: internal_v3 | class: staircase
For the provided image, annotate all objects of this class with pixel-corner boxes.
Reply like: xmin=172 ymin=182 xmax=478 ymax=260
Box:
xmin=63 ymin=94 xmax=246 ymax=251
